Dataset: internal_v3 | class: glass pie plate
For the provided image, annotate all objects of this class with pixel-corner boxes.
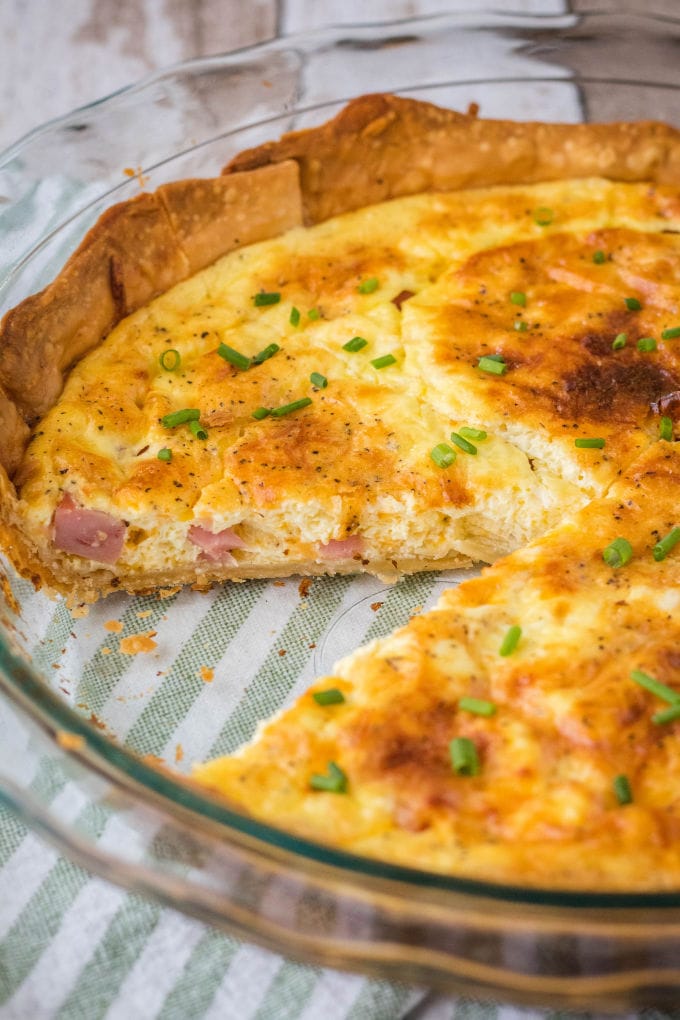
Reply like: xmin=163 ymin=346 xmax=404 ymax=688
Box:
xmin=2 ymin=10 xmax=680 ymax=1012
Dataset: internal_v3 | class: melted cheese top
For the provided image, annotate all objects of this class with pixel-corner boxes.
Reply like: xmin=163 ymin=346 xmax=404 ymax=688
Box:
xmin=16 ymin=178 xmax=680 ymax=582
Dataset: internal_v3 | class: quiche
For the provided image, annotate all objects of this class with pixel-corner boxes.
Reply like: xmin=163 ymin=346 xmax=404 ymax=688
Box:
xmin=2 ymin=94 xmax=680 ymax=888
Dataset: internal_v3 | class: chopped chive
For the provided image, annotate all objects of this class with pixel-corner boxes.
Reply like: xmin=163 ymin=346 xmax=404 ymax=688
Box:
xmin=289 ymin=306 xmax=301 ymax=327
xmin=630 ymin=668 xmax=680 ymax=705
xmin=660 ymin=416 xmax=674 ymax=441
xmin=450 ymin=737 xmax=480 ymax=776
xmin=157 ymin=447 xmax=172 ymax=462
xmin=251 ymin=406 xmax=271 ymax=420
xmin=637 ymin=336 xmax=657 ymax=352
xmin=310 ymin=372 xmax=328 ymax=389
xmin=161 ymin=408 xmax=200 ymax=429
xmin=499 ymin=624 xmax=522 ymax=657
xmin=450 ymin=431 xmax=477 ymax=455
xmin=343 ymin=336 xmax=368 ymax=352
xmin=188 ymin=419 xmax=208 ymax=440
xmin=612 ymin=333 xmax=627 ymax=350
xmin=252 ymin=343 xmax=280 ymax=365
xmin=510 ymin=291 xmax=526 ymax=307
xmin=593 ymin=250 xmax=607 ymax=264
xmin=430 ymin=443 xmax=456 ymax=469
xmin=371 ymin=353 xmax=397 ymax=369
xmin=625 ymin=296 xmax=642 ymax=311
xmin=662 ymin=326 xmax=680 ymax=340
xmin=533 ymin=207 xmax=553 ymax=226
xmin=270 ymin=397 xmax=313 ymax=417
xmin=513 ymin=319 xmax=528 ymax=332
xmin=653 ymin=526 xmax=680 ymax=562
xmin=458 ymin=696 xmax=497 ymax=718
xmin=313 ymin=688 xmax=345 ymax=706
xmin=217 ymin=343 xmax=251 ymax=371
xmin=310 ymin=761 xmax=347 ymax=793
xmin=574 ymin=437 xmax=606 ymax=449
xmin=613 ymin=775 xmax=633 ymax=805
xmin=653 ymin=703 xmax=680 ymax=725
xmin=159 ymin=348 xmax=181 ymax=371
xmin=459 ymin=426 xmax=487 ymax=441
xmin=307 ymin=307 xmax=320 ymax=321
xmin=602 ymin=537 xmax=633 ymax=568
xmin=478 ymin=355 xmax=507 ymax=375
xmin=253 ymin=291 xmax=280 ymax=307
xmin=358 ymin=277 xmax=379 ymax=294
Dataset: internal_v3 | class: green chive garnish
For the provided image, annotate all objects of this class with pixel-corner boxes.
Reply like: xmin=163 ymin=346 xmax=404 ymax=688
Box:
xmin=253 ymin=291 xmax=280 ymax=307
xmin=630 ymin=669 xmax=680 ymax=704
xmin=637 ymin=336 xmax=657 ymax=352
xmin=513 ymin=320 xmax=528 ymax=332
xmin=251 ymin=407 xmax=271 ymax=420
xmin=459 ymin=426 xmax=487 ymax=441
xmin=343 ymin=336 xmax=368 ymax=352
xmin=270 ymin=397 xmax=313 ymax=417
xmin=602 ymin=537 xmax=633 ymax=568
xmin=653 ymin=526 xmax=680 ymax=562
xmin=593 ymin=250 xmax=607 ymax=264
xmin=510 ymin=291 xmax=527 ymax=307
xmin=289 ymin=306 xmax=301 ymax=327
xmin=161 ymin=408 xmax=200 ymax=429
xmin=450 ymin=737 xmax=480 ymax=776
xmin=450 ymin=431 xmax=477 ymax=455
xmin=310 ymin=761 xmax=347 ymax=793
xmin=653 ymin=703 xmax=680 ymax=725
xmin=157 ymin=447 xmax=172 ymax=462
xmin=358 ymin=277 xmax=379 ymax=294
xmin=534 ymin=207 xmax=553 ymax=226
xmin=430 ymin=443 xmax=456 ymax=469
xmin=252 ymin=343 xmax=280 ymax=365
xmin=478 ymin=355 xmax=507 ymax=375
xmin=662 ymin=326 xmax=680 ymax=340
xmin=458 ymin=696 xmax=497 ymax=718
xmin=612 ymin=333 xmax=627 ymax=350
xmin=217 ymin=343 xmax=251 ymax=371
xmin=625 ymin=297 xmax=642 ymax=311
xmin=313 ymin=688 xmax=345 ymax=706
xmin=660 ymin=416 xmax=674 ymax=441
xmin=310 ymin=372 xmax=328 ymax=389
xmin=613 ymin=775 xmax=632 ymax=805
xmin=371 ymin=354 xmax=397 ymax=369
xmin=574 ymin=437 xmax=606 ymax=449
xmin=308 ymin=308 xmax=320 ymax=321
xmin=188 ymin=420 xmax=208 ymax=440
xmin=499 ymin=624 xmax=522 ymax=657
xmin=159 ymin=348 xmax=181 ymax=371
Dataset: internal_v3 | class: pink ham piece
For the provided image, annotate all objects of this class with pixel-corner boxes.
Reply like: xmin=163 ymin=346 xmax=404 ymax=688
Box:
xmin=53 ymin=494 xmax=126 ymax=565
xmin=317 ymin=535 xmax=364 ymax=560
xmin=188 ymin=524 xmax=246 ymax=564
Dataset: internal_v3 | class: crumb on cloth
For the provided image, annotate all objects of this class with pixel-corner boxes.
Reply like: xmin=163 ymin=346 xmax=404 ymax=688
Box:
xmin=119 ymin=631 xmax=158 ymax=655
xmin=104 ymin=620 xmax=123 ymax=633
xmin=199 ymin=666 xmax=214 ymax=683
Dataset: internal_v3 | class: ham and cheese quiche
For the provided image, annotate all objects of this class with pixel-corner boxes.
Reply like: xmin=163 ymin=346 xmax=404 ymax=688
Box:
xmin=2 ymin=93 xmax=680 ymax=888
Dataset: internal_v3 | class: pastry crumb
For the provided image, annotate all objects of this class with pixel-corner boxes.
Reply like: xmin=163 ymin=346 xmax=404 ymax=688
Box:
xmin=57 ymin=731 xmax=84 ymax=751
xmin=70 ymin=604 xmax=89 ymax=619
xmin=101 ymin=647 xmax=111 ymax=655
xmin=119 ymin=631 xmax=158 ymax=655
xmin=137 ymin=610 xmax=152 ymax=619
xmin=200 ymin=665 xmax=214 ymax=683
xmin=175 ymin=744 xmax=184 ymax=763
xmin=298 ymin=577 xmax=313 ymax=598
xmin=104 ymin=619 xmax=123 ymax=633
xmin=370 ymin=601 xmax=384 ymax=612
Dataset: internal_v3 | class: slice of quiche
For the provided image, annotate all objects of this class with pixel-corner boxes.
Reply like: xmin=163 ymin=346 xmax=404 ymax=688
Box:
xmin=193 ymin=440 xmax=680 ymax=891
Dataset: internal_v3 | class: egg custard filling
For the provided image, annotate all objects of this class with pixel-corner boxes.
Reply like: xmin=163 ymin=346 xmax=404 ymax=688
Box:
xmin=12 ymin=178 xmax=680 ymax=597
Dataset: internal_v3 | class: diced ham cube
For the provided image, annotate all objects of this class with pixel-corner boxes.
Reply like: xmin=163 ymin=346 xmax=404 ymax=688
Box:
xmin=317 ymin=535 xmax=364 ymax=560
xmin=53 ymin=494 xmax=126 ymax=565
xmin=188 ymin=524 xmax=245 ymax=564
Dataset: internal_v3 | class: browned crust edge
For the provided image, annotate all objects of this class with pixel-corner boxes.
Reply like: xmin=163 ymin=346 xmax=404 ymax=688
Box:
xmin=225 ymin=93 xmax=680 ymax=224
xmin=3 ymin=92 xmax=680 ymax=601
